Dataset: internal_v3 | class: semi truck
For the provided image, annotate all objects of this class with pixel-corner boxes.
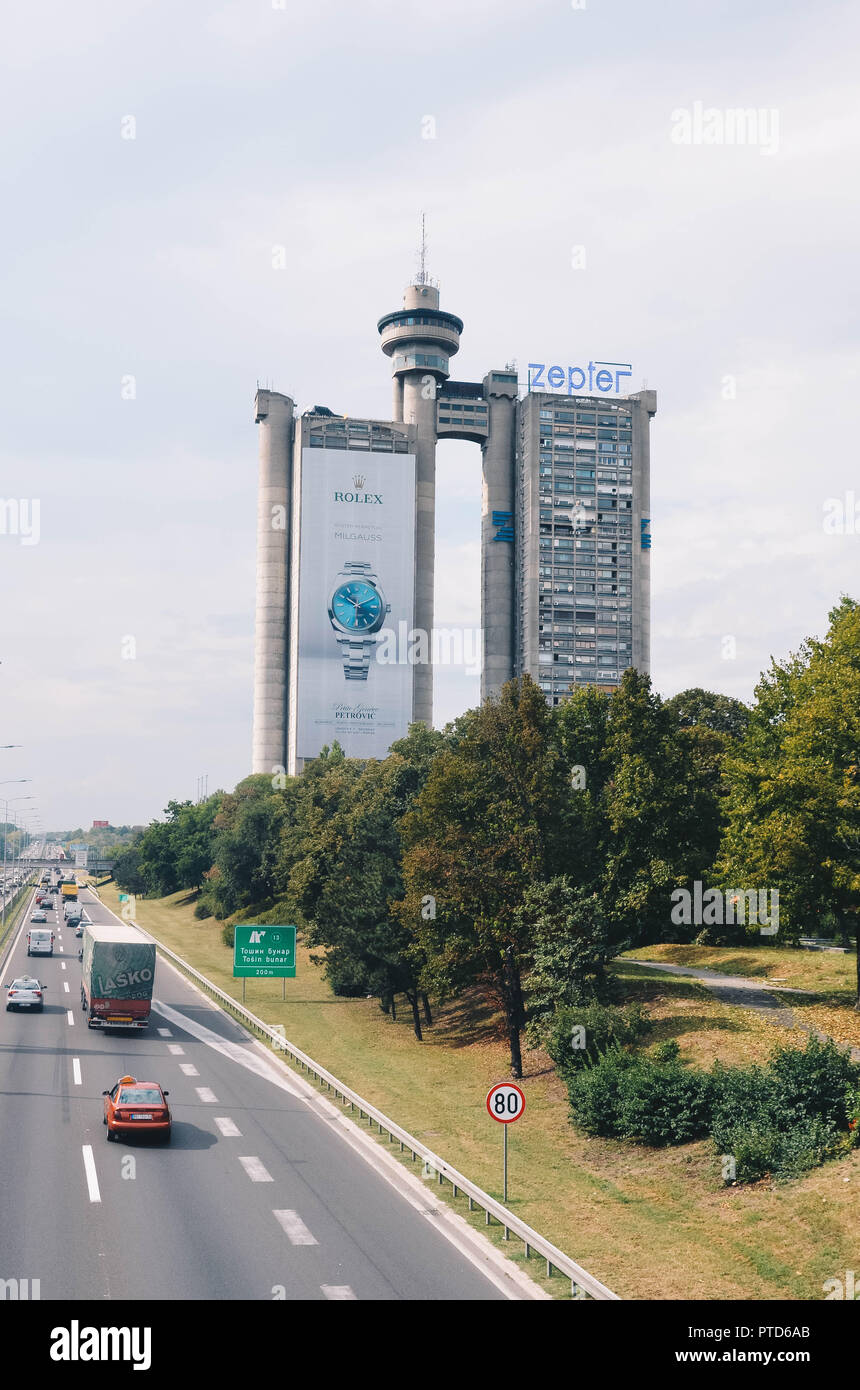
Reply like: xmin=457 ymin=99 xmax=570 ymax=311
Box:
xmin=80 ymin=921 xmax=156 ymax=1029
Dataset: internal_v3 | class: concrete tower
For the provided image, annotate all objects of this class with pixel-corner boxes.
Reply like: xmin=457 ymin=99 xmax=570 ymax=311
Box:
xmin=377 ymin=266 xmax=463 ymax=726
xmin=252 ymin=388 xmax=295 ymax=774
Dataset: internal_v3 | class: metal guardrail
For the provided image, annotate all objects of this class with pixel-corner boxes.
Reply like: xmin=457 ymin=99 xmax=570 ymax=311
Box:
xmin=130 ymin=918 xmax=619 ymax=1301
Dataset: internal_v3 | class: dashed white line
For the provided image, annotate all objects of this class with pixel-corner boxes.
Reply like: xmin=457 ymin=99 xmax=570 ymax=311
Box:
xmin=58 ymin=946 xmax=64 ymax=953
xmin=72 ymin=1058 xmax=82 ymax=1086
xmin=321 ymin=1285 xmax=357 ymax=1300
xmin=179 ymin=1063 xmax=200 ymax=1077
xmin=273 ymin=1210 xmax=318 ymax=1245
xmin=239 ymin=1156 xmax=273 ymax=1182
xmin=63 ymin=981 xmax=69 ymax=993
xmin=157 ymin=1028 xmax=172 ymax=1037
xmin=167 ymin=1044 xmax=185 ymax=1055
xmin=195 ymin=1087 xmax=218 ymax=1103
xmin=60 ymin=962 xmax=66 ymax=971
xmin=214 ymin=1117 xmax=241 ymax=1137
xmin=66 ymin=1010 xmax=74 ymax=1026
xmin=81 ymin=1146 xmax=101 ymax=1203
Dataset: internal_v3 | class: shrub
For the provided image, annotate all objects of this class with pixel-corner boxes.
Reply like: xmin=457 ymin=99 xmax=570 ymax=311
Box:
xmin=566 ymin=1045 xmax=636 ymax=1136
xmin=651 ymin=1038 xmax=681 ymax=1064
xmin=616 ymin=1059 xmax=712 ymax=1145
xmin=194 ymin=901 xmax=212 ymax=920
xmin=221 ymin=923 xmax=235 ymax=948
xmin=545 ymin=1000 xmax=651 ymax=1075
xmin=710 ymin=1037 xmax=860 ymax=1182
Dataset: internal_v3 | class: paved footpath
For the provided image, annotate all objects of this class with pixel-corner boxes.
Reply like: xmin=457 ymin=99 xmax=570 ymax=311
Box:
xmin=624 ymin=958 xmax=860 ymax=1061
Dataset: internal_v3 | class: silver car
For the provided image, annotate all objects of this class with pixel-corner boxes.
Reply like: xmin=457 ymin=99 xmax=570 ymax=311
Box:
xmin=6 ymin=977 xmax=46 ymax=1012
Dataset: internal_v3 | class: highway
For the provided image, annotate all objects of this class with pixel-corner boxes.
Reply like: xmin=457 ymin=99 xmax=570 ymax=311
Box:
xmin=0 ymin=879 xmax=523 ymax=1301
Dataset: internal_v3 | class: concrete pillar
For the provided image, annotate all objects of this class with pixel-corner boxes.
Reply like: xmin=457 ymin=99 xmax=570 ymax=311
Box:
xmin=401 ymin=372 xmax=438 ymax=726
xmin=252 ymin=389 xmax=294 ymax=774
xmin=481 ymin=375 xmax=518 ymax=700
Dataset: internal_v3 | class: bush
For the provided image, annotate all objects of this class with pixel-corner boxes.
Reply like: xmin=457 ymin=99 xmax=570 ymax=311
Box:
xmin=194 ymin=901 xmax=212 ymax=920
xmin=221 ymin=923 xmax=235 ymax=948
xmin=566 ymin=1045 xmax=636 ymax=1136
xmin=567 ymin=1047 xmax=711 ymax=1145
xmin=710 ymin=1036 xmax=860 ymax=1182
xmin=545 ymin=1000 xmax=651 ymax=1074
xmin=616 ymin=1059 xmax=712 ymax=1145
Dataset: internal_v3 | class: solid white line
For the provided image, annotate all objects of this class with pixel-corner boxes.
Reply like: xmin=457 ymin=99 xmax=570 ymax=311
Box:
xmin=157 ymin=1028 xmax=172 ymax=1037
xmin=167 ymin=1044 xmax=184 ymax=1055
xmin=239 ymin=1156 xmax=273 ymax=1182
xmin=63 ymin=981 xmax=69 ymax=993
xmin=179 ymin=1063 xmax=199 ymax=1077
xmin=321 ymin=1285 xmax=357 ymax=1300
xmin=195 ymin=1087 xmax=218 ymax=1103
xmin=66 ymin=1010 xmax=74 ymax=1026
xmin=72 ymin=1058 xmax=82 ymax=1086
xmin=214 ymin=1117 xmax=241 ymax=1137
xmin=81 ymin=1145 xmax=101 ymax=1203
xmin=273 ymin=1210 xmax=318 ymax=1245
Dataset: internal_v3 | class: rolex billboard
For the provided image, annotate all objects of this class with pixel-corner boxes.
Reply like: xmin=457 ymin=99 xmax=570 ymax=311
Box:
xmin=289 ymin=445 xmax=416 ymax=768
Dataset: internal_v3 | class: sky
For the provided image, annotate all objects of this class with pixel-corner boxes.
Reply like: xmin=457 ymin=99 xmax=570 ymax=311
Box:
xmin=1 ymin=0 xmax=858 ymax=830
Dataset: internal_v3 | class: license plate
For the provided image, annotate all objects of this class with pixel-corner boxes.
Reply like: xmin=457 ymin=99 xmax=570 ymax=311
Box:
xmin=131 ymin=1113 xmax=152 ymax=1121
xmin=109 ymin=1017 xmax=132 ymax=1023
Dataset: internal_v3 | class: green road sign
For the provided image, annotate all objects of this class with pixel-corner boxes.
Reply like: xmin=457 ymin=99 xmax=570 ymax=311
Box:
xmin=233 ymin=925 xmax=297 ymax=978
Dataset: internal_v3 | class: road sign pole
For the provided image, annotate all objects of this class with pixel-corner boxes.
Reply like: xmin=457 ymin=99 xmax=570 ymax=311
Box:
xmin=282 ymin=976 xmax=285 ymax=1001
xmin=503 ymin=1122 xmax=508 ymax=1203
xmin=243 ymin=977 xmax=246 ymax=1003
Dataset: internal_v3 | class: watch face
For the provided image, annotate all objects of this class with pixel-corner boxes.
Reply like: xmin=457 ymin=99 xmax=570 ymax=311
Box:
xmin=331 ymin=580 xmax=382 ymax=632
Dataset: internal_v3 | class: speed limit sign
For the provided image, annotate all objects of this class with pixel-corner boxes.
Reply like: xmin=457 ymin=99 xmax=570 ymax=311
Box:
xmin=486 ymin=1082 xmax=525 ymax=1124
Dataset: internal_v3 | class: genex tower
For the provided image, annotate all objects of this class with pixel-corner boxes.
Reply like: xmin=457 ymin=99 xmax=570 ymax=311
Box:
xmin=377 ymin=267 xmax=518 ymax=725
xmin=252 ymin=259 xmax=653 ymax=776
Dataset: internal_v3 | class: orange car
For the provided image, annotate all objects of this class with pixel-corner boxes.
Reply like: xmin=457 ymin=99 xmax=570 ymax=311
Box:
xmin=102 ymin=1075 xmax=171 ymax=1143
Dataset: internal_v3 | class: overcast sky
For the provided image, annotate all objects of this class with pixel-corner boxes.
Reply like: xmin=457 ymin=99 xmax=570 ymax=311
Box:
xmin=1 ymin=0 xmax=858 ymax=830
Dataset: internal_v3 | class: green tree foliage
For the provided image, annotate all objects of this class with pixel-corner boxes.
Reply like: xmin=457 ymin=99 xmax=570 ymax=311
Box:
xmin=115 ymin=797 xmax=220 ymax=897
xmin=399 ymin=679 xmax=571 ymax=1075
xmin=520 ymin=879 xmax=610 ymax=1026
xmin=717 ymin=597 xmax=860 ymax=971
xmin=289 ymin=727 xmax=444 ymax=1039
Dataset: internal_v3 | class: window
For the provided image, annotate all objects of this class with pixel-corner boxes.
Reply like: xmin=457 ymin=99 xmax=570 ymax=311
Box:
xmin=576 ymin=412 xmax=596 ymax=425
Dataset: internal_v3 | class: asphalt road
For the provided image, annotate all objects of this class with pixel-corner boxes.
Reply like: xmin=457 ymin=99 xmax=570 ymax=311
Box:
xmin=0 ymin=882 xmax=513 ymax=1301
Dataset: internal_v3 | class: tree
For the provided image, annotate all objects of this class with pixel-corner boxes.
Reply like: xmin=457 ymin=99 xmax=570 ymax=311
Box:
xmin=399 ymin=678 xmax=570 ymax=1076
xmin=717 ymin=597 xmax=860 ymax=979
xmin=289 ymin=726 xmax=444 ymax=1039
xmin=520 ymin=878 xmax=610 ymax=1024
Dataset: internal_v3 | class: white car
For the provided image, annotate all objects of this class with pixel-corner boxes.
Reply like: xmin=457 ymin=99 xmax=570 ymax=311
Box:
xmin=6 ymin=977 xmax=46 ymax=1012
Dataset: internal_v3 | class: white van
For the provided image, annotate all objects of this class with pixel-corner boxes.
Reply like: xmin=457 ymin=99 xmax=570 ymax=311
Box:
xmin=27 ymin=928 xmax=54 ymax=956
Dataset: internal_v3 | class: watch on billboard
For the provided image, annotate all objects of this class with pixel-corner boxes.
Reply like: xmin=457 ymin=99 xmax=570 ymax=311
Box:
xmin=327 ymin=560 xmax=391 ymax=680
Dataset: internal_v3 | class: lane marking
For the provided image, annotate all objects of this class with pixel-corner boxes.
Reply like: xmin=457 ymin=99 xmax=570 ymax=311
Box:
xmin=58 ymin=946 xmax=64 ymax=953
xmin=63 ymin=982 xmax=69 ymax=993
xmin=157 ymin=1028 xmax=172 ymax=1037
xmin=273 ymin=1210 xmax=318 ymax=1246
xmin=167 ymin=1044 xmax=185 ymax=1055
xmin=153 ymin=1000 xmax=305 ymax=1100
xmin=72 ymin=1058 xmax=82 ymax=1086
xmin=179 ymin=1063 xmax=199 ymax=1077
xmin=238 ymin=1156 xmax=273 ymax=1182
xmin=214 ymin=1117 xmax=241 ymax=1137
xmin=66 ymin=1010 xmax=74 ymax=1026
xmin=60 ymin=962 xmax=66 ymax=971
xmin=195 ymin=1087 xmax=218 ymax=1103
xmin=321 ymin=1285 xmax=357 ymax=1300
xmin=82 ymin=1145 xmax=101 ymax=1203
